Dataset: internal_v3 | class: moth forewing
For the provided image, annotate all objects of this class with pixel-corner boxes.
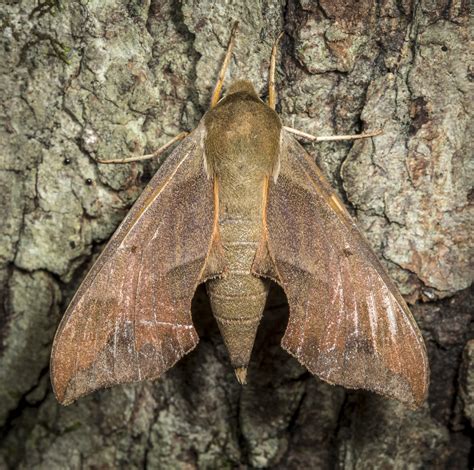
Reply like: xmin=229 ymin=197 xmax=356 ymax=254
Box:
xmin=50 ymin=130 xmax=225 ymax=405
xmin=253 ymin=131 xmax=429 ymax=407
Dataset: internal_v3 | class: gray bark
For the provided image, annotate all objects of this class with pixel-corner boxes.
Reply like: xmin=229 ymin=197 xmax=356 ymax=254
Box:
xmin=0 ymin=0 xmax=472 ymax=468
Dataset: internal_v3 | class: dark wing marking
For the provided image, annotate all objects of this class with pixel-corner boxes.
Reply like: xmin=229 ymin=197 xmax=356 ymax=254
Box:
xmin=253 ymin=131 xmax=429 ymax=407
xmin=51 ymin=125 xmax=225 ymax=404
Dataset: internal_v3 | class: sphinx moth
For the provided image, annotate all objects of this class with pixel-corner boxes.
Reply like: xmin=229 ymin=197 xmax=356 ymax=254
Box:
xmin=51 ymin=23 xmax=429 ymax=407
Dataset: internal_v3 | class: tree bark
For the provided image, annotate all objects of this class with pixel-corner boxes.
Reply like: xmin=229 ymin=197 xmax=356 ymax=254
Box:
xmin=0 ymin=0 xmax=472 ymax=468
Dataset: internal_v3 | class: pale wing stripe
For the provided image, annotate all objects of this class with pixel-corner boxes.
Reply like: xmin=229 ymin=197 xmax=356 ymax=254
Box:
xmin=366 ymin=287 xmax=379 ymax=355
xmin=137 ymin=320 xmax=194 ymax=329
xmin=134 ymin=248 xmax=144 ymax=381
xmin=368 ymin=276 xmax=379 ymax=338
xmin=120 ymin=147 xmax=194 ymax=247
xmin=380 ymin=284 xmax=398 ymax=336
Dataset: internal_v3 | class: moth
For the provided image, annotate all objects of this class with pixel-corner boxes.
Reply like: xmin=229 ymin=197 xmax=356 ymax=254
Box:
xmin=51 ymin=23 xmax=429 ymax=407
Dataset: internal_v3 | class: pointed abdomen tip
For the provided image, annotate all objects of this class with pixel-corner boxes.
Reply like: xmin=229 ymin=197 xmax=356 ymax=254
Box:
xmin=235 ymin=367 xmax=248 ymax=385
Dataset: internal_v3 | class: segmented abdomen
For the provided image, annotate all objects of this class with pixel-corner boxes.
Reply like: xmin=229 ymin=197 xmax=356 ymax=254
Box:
xmin=206 ymin=217 xmax=269 ymax=368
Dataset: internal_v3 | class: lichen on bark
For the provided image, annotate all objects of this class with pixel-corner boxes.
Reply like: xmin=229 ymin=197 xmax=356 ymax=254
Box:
xmin=0 ymin=0 xmax=472 ymax=468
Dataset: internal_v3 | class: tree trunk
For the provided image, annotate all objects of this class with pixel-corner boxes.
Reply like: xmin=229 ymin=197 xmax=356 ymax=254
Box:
xmin=0 ymin=0 xmax=472 ymax=468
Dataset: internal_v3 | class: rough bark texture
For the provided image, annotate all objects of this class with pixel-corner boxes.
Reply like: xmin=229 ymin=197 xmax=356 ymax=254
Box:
xmin=0 ymin=0 xmax=472 ymax=468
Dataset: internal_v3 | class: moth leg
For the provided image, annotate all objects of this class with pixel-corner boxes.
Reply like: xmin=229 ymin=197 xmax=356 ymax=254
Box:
xmin=283 ymin=126 xmax=383 ymax=142
xmin=97 ymin=132 xmax=188 ymax=164
xmin=210 ymin=21 xmax=239 ymax=108
xmin=268 ymin=32 xmax=283 ymax=110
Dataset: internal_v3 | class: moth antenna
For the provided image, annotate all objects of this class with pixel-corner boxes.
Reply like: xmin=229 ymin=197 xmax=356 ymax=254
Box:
xmin=283 ymin=127 xmax=383 ymax=142
xmin=97 ymin=132 xmax=188 ymax=164
xmin=210 ymin=21 xmax=239 ymax=108
xmin=268 ymin=31 xmax=284 ymax=110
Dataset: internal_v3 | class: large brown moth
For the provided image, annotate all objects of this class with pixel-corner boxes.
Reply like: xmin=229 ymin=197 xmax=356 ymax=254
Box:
xmin=51 ymin=23 xmax=429 ymax=407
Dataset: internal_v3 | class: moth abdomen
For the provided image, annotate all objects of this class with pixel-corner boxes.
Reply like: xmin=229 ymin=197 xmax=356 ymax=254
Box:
xmin=206 ymin=218 xmax=270 ymax=377
xmin=207 ymin=271 xmax=270 ymax=380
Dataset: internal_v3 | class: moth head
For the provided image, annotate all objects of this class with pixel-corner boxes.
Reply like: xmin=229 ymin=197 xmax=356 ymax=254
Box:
xmin=225 ymin=80 xmax=259 ymax=98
